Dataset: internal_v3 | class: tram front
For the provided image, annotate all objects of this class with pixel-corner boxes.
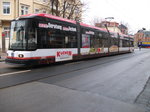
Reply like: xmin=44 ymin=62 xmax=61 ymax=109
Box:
xmin=6 ymin=19 xmax=37 ymax=65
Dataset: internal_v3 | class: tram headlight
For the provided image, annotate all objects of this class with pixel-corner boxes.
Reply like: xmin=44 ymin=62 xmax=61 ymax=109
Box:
xmin=18 ymin=54 xmax=24 ymax=58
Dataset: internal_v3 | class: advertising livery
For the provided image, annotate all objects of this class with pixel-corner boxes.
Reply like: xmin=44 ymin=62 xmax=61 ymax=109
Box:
xmin=6 ymin=13 xmax=134 ymax=66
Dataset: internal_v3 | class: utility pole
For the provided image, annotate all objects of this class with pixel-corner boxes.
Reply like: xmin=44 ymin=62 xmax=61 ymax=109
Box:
xmin=2 ymin=32 xmax=6 ymax=53
xmin=104 ymin=17 xmax=114 ymax=53
xmin=104 ymin=24 xmax=111 ymax=53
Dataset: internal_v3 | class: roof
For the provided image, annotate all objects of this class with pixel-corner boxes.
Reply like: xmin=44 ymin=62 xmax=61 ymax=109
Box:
xmin=119 ymin=24 xmax=127 ymax=29
xmin=18 ymin=13 xmax=132 ymax=39
xmin=19 ymin=13 xmax=77 ymax=24
xmin=80 ymin=23 xmax=107 ymax=32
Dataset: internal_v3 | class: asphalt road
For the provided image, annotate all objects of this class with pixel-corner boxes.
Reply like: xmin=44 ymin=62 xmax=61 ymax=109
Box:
xmin=39 ymin=49 xmax=150 ymax=103
xmin=0 ymin=49 xmax=150 ymax=112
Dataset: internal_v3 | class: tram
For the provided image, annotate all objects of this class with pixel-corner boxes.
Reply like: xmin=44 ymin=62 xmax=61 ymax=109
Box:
xmin=5 ymin=13 xmax=134 ymax=65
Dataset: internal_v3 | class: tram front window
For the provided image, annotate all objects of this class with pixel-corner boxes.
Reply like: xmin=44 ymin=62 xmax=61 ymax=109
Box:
xmin=9 ymin=20 xmax=27 ymax=50
xmin=9 ymin=20 xmax=37 ymax=50
xmin=27 ymin=28 xmax=36 ymax=50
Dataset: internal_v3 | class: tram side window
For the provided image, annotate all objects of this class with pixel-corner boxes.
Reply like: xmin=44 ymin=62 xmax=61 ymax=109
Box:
xmin=48 ymin=31 xmax=77 ymax=48
xmin=94 ymin=32 xmax=103 ymax=48
xmin=122 ymin=40 xmax=129 ymax=47
xmin=110 ymin=38 xmax=114 ymax=46
xmin=101 ymin=38 xmax=108 ymax=47
xmin=90 ymin=33 xmax=105 ymax=48
xmin=47 ymin=30 xmax=64 ymax=48
xmin=122 ymin=40 xmax=126 ymax=47
xmin=37 ymin=29 xmax=77 ymax=48
xmin=37 ymin=29 xmax=47 ymax=48
xmin=47 ymin=30 xmax=77 ymax=48
xmin=120 ymin=40 xmax=123 ymax=47
xmin=102 ymin=33 xmax=109 ymax=47
xmin=127 ymin=40 xmax=130 ymax=47
xmin=98 ymin=32 xmax=103 ymax=47
xmin=99 ymin=39 xmax=103 ymax=47
xmin=130 ymin=41 xmax=134 ymax=47
xmin=110 ymin=38 xmax=118 ymax=46
xmin=95 ymin=37 xmax=101 ymax=47
xmin=51 ymin=35 xmax=64 ymax=48
xmin=90 ymin=36 xmax=95 ymax=48
xmin=89 ymin=35 xmax=100 ymax=48
xmin=115 ymin=38 xmax=119 ymax=46
xmin=66 ymin=36 xmax=77 ymax=48
xmin=82 ymin=34 xmax=90 ymax=48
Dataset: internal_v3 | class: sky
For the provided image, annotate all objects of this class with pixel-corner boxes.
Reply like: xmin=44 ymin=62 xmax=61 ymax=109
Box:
xmin=81 ymin=0 xmax=150 ymax=34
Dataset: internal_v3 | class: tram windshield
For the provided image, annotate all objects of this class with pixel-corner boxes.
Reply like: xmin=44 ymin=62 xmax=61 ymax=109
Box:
xmin=9 ymin=20 xmax=37 ymax=50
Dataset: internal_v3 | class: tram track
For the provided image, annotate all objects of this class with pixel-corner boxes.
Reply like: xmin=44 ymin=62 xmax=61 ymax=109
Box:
xmin=0 ymin=50 xmax=149 ymax=89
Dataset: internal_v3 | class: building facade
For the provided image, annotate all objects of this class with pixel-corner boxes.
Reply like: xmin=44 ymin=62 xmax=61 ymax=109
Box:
xmin=95 ymin=21 xmax=128 ymax=35
xmin=0 ymin=0 xmax=48 ymax=52
xmin=0 ymin=0 xmax=82 ymax=52
xmin=134 ymin=30 xmax=150 ymax=47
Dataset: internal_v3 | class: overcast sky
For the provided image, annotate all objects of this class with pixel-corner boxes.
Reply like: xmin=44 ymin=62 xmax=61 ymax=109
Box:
xmin=81 ymin=0 xmax=150 ymax=34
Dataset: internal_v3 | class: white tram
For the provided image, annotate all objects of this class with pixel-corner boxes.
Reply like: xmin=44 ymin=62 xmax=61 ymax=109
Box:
xmin=6 ymin=14 xmax=134 ymax=65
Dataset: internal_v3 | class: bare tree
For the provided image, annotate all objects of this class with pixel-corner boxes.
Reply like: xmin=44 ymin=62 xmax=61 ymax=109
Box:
xmin=59 ymin=0 xmax=85 ymax=21
xmin=119 ymin=21 xmax=130 ymax=34
xmin=51 ymin=0 xmax=60 ymax=16
xmin=40 ymin=0 xmax=87 ymax=22
xmin=40 ymin=0 xmax=60 ymax=16
xmin=89 ymin=17 xmax=104 ymax=26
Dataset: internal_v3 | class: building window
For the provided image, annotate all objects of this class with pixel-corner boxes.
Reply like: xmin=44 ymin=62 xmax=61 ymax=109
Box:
xmin=3 ymin=2 xmax=10 ymax=14
xmin=3 ymin=27 xmax=10 ymax=38
xmin=43 ymin=10 xmax=46 ymax=13
xmin=35 ymin=9 xmax=40 ymax=14
xmin=43 ymin=0 xmax=48 ymax=3
xmin=21 ymin=5 xmax=29 ymax=15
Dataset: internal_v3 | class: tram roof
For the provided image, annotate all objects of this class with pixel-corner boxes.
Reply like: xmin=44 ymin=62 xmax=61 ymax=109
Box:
xmin=17 ymin=13 xmax=132 ymax=39
xmin=80 ymin=23 xmax=107 ymax=32
xmin=19 ymin=13 xmax=108 ymax=32
xmin=18 ymin=13 xmax=77 ymax=24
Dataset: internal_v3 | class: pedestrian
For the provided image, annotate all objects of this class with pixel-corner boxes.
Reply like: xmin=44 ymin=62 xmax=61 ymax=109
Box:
xmin=138 ymin=42 xmax=142 ymax=51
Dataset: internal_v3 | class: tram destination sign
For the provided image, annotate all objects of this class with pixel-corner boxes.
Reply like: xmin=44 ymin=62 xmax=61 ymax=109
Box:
xmin=38 ymin=23 xmax=76 ymax=32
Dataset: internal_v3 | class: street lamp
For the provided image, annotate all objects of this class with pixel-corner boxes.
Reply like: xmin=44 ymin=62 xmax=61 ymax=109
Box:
xmin=105 ymin=17 xmax=114 ymax=20
xmin=104 ymin=17 xmax=114 ymax=32
xmin=104 ymin=17 xmax=114 ymax=53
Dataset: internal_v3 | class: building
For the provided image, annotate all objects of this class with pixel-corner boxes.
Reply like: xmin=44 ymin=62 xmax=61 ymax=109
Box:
xmin=0 ymin=0 xmax=49 ymax=52
xmin=134 ymin=30 xmax=150 ymax=47
xmin=0 ymin=0 xmax=82 ymax=52
xmin=119 ymin=24 xmax=128 ymax=35
xmin=95 ymin=21 xmax=128 ymax=34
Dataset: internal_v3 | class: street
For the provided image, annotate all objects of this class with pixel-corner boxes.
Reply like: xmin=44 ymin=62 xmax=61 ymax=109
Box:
xmin=0 ymin=49 xmax=150 ymax=112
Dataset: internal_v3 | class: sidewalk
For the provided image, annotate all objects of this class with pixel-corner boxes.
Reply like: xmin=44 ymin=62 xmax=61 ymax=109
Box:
xmin=0 ymin=53 xmax=7 ymax=62
xmin=135 ymin=76 xmax=150 ymax=112
xmin=0 ymin=82 xmax=146 ymax=112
